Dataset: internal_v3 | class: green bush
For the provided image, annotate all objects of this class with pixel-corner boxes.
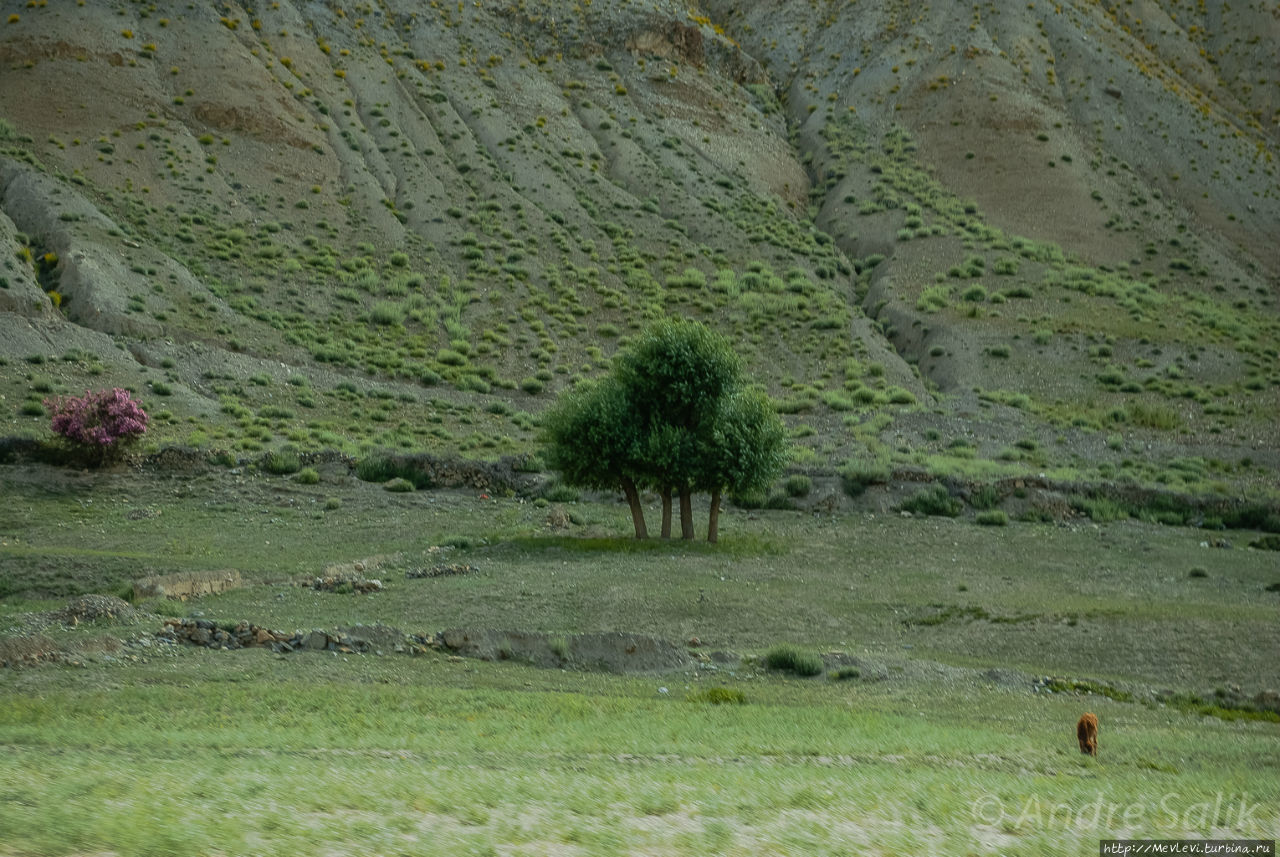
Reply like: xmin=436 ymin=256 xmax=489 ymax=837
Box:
xmin=294 ymin=467 xmax=320 ymax=485
xmin=971 ymin=484 xmax=1000 ymax=510
xmin=839 ymin=458 xmax=890 ymax=497
xmin=830 ymin=667 xmax=861 ymax=681
xmin=262 ymin=449 xmax=301 ymax=475
xmin=356 ymin=454 xmax=398 ymax=483
xmin=1128 ymin=402 xmax=1181 ymax=430
xmin=370 ymin=302 xmax=405 ymax=326
xmin=520 ymin=376 xmax=544 ymax=395
xmin=764 ymin=644 xmax=824 ymax=677
xmin=1074 ymin=497 xmax=1128 ymax=523
xmin=1249 ymin=535 xmax=1280 ymax=551
xmin=899 ymin=485 xmax=962 ymax=517
xmin=384 ymin=477 xmax=415 ymax=493
xmin=784 ymin=474 xmax=812 ymax=498
xmin=976 ymin=510 xmax=1008 ymax=526
xmin=542 ymin=482 xmax=579 ymax=503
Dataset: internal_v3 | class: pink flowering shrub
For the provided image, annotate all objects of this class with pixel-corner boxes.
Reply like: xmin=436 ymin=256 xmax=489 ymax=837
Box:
xmin=44 ymin=388 xmax=148 ymax=463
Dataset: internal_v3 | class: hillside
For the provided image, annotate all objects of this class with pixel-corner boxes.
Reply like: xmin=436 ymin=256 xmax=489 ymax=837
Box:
xmin=1 ymin=0 xmax=1277 ymax=497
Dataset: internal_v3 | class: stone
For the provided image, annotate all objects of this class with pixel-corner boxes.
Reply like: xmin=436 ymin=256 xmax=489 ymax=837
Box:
xmin=303 ymin=630 xmax=328 ymax=651
xmin=255 ymin=628 xmax=274 ymax=645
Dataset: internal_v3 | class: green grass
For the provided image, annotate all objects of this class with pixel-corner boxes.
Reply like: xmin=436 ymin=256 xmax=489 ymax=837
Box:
xmin=1 ymin=468 xmax=1279 ymax=854
xmin=0 ymin=654 xmax=1275 ymax=855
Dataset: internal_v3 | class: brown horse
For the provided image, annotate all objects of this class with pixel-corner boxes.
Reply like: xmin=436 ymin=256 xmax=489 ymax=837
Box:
xmin=1076 ymin=712 xmax=1099 ymax=757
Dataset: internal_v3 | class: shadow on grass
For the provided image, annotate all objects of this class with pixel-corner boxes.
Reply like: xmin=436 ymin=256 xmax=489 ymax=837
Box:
xmin=491 ymin=533 xmax=786 ymax=557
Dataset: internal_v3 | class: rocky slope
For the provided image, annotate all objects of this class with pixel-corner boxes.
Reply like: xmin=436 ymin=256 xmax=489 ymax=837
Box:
xmin=0 ymin=0 xmax=1276 ymax=493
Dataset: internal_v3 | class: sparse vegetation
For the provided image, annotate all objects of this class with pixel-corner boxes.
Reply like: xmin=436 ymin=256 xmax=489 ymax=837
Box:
xmin=0 ymin=2 xmax=1278 ymax=852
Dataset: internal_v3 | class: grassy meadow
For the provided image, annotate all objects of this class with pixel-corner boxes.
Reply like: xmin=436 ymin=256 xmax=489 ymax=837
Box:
xmin=1 ymin=467 xmax=1278 ymax=855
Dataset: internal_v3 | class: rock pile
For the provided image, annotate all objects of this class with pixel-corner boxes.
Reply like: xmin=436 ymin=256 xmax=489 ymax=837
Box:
xmin=406 ymin=564 xmax=477 ymax=579
xmin=298 ymin=575 xmax=383 ymax=594
xmin=53 ymin=595 xmax=137 ymax=625
xmin=160 ymin=618 xmax=292 ymax=650
xmin=159 ymin=619 xmax=433 ymax=655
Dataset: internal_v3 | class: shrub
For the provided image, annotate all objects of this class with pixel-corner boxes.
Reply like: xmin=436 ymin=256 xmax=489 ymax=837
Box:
xmin=356 ymin=454 xmax=398 ymax=484
xmin=976 ymin=510 xmax=1008 ymax=526
xmin=384 ymin=477 xmax=415 ymax=492
xmin=370 ymin=301 xmax=405 ymax=326
xmin=784 ymin=474 xmax=812 ymax=498
xmin=1128 ymin=402 xmax=1181 ymax=430
xmin=542 ymin=482 xmax=579 ymax=503
xmin=899 ymin=485 xmax=962 ymax=517
xmin=830 ymin=667 xmax=861 ymax=681
xmin=295 ymin=467 xmax=321 ymax=484
xmin=520 ymin=376 xmax=544 ymax=395
xmin=839 ymin=458 xmax=890 ymax=497
xmin=764 ymin=644 xmax=824 ymax=677
xmin=1073 ymin=497 xmax=1128 ymax=522
xmin=44 ymin=388 xmax=148 ymax=464
xmin=971 ymin=484 xmax=1001 ymax=510
xmin=261 ymin=449 xmax=301 ymax=475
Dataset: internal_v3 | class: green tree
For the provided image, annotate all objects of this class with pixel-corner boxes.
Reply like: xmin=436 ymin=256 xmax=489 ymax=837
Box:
xmin=695 ymin=387 xmax=787 ymax=542
xmin=615 ymin=319 xmax=741 ymax=539
xmin=541 ymin=319 xmax=788 ymax=543
xmin=540 ymin=377 xmax=648 ymax=538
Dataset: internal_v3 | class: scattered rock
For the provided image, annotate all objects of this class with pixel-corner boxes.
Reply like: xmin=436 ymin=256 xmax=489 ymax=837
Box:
xmin=406 ymin=564 xmax=477 ymax=579
xmin=299 ymin=575 xmax=383 ymax=594
xmin=54 ymin=595 xmax=137 ymax=625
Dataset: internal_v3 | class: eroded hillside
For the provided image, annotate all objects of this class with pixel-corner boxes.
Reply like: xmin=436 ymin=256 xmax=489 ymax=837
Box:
xmin=0 ymin=0 xmax=1277 ymax=495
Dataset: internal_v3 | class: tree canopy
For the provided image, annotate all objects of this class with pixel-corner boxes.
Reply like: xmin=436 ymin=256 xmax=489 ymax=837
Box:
xmin=541 ymin=319 xmax=786 ymax=542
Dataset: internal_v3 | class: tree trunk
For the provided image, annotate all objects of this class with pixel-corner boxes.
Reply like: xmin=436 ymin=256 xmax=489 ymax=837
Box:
xmin=707 ymin=489 xmax=721 ymax=543
xmin=621 ymin=477 xmax=648 ymax=539
xmin=660 ymin=486 xmax=673 ymax=539
xmin=679 ymin=488 xmax=694 ymax=540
